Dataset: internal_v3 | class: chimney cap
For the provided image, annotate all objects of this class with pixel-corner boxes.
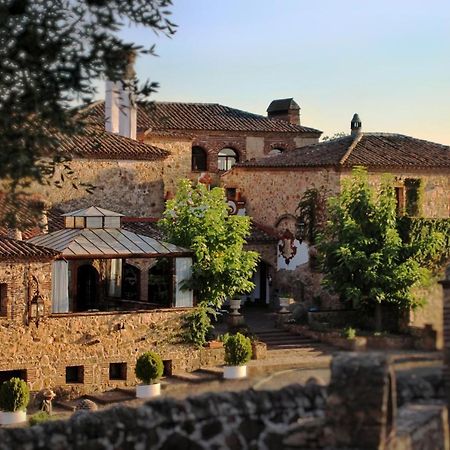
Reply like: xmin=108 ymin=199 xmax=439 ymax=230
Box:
xmin=351 ymin=113 xmax=362 ymax=128
xmin=267 ymin=98 xmax=300 ymax=113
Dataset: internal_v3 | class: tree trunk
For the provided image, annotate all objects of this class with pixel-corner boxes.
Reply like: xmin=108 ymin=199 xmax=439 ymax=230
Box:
xmin=375 ymin=302 xmax=382 ymax=332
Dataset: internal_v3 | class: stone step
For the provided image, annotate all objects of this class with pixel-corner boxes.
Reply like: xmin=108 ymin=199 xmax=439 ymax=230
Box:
xmin=259 ymin=335 xmax=316 ymax=343
xmin=170 ymin=370 xmax=220 ymax=384
xmin=85 ymin=388 xmax=135 ymax=405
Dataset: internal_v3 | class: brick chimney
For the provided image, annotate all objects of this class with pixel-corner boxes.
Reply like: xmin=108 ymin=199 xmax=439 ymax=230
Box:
xmin=267 ymin=98 xmax=300 ymax=125
xmin=105 ymin=52 xmax=137 ymax=140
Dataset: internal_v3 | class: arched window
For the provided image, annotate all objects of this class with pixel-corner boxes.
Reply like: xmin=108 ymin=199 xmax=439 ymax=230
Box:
xmin=268 ymin=148 xmax=283 ymax=157
xmin=218 ymin=148 xmax=238 ymax=171
xmin=191 ymin=146 xmax=207 ymax=171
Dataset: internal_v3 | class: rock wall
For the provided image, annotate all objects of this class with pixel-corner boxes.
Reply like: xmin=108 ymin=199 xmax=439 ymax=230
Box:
xmin=221 ymin=167 xmax=340 ymax=229
xmin=0 ymin=308 xmax=203 ymax=396
xmin=39 ymin=158 xmax=166 ymax=217
xmin=0 ymin=353 xmax=447 ymax=450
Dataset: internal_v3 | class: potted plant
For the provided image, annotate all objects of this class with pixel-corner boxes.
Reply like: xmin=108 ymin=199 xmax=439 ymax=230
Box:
xmin=0 ymin=377 xmax=30 ymax=425
xmin=223 ymin=332 xmax=252 ymax=379
xmin=278 ymin=291 xmax=294 ymax=314
xmin=135 ymin=351 xmax=164 ymax=399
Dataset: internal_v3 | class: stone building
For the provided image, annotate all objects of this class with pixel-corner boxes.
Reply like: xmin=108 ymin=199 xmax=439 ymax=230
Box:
xmin=0 ymin=206 xmax=204 ymax=394
xmin=222 ymin=114 xmax=450 ymax=257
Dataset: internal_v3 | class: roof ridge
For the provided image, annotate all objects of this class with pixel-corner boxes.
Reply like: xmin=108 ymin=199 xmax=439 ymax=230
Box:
xmin=363 ymin=132 xmax=449 ymax=149
xmin=339 ymin=134 xmax=364 ymax=166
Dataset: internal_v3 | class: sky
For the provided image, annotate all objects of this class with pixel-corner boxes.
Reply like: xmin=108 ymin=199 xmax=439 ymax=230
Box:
xmin=118 ymin=0 xmax=450 ymax=144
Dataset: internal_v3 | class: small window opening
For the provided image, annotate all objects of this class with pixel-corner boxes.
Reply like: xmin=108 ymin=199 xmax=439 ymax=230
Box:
xmin=163 ymin=360 xmax=173 ymax=377
xmin=192 ymin=146 xmax=207 ymax=171
xmin=0 ymin=369 xmax=27 ymax=384
xmin=218 ymin=148 xmax=238 ymax=171
xmin=66 ymin=365 xmax=84 ymax=384
xmin=109 ymin=363 xmax=127 ymax=381
xmin=226 ymin=188 xmax=237 ymax=200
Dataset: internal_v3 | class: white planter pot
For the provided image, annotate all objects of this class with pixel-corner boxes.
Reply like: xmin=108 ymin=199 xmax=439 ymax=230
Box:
xmin=230 ymin=299 xmax=241 ymax=316
xmin=136 ymin=383 xmax=161 ymax=399
xmin=279 ymin=297 xmax=292 ymax=314
xmin=0 ymin=410 xmax=27 ymax=425
xmin=223 ymin=365 xmax=247 ymax=379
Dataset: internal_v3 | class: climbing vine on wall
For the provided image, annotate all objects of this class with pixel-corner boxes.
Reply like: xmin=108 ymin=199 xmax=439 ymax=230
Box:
xmin=296 ymin=187 xmax=328 ymax=245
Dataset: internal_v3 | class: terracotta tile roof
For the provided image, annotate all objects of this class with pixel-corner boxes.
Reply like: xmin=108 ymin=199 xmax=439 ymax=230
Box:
xmin=56 ymin=126 xmax=170 ymax=161
xmin=0 ymin=236 xmax=59 ymax=260
xmin=85 ymin=101 xmax=321 ymax=135
xmin=236 ymin=133 xmax=450 ymax=169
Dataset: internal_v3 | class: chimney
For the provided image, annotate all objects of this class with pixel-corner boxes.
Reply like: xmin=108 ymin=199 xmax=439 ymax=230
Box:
xmin=267 ymin=98 xmax=300 ymax=125
xmin=7 ymin=228 xmax=22 ymax=240
xmin=105 ymin=51 xmax=137 ymax=140
xmin=39 ymin=210 xmax=48 ymax=234
xmin=351 ymin=113 xmax=362 ymax=137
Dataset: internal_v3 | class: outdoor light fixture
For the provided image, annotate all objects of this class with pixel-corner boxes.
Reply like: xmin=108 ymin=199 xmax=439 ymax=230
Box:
xmin=28 ymin=275 xmax=45 ymax=325
xmin=267 ymin=274 xmax=273 ymax=286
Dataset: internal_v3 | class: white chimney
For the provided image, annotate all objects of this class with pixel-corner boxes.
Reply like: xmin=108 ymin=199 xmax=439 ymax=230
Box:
xmin=105 ymin=52 xmax=137 ymax=140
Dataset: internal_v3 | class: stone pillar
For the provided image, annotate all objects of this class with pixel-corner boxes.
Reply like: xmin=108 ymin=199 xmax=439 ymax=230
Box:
xmin=325 ymin=352 xmax=396 ymax=450
xmin=440 ymin=266 xmax=450 ymax=408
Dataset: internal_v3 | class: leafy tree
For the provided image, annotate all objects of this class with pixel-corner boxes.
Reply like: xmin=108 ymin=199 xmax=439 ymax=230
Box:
xmin=296 ymin=187 xmax=328 ymax=245
xmin=318 ymin=167 xmax=425 ymax=331
xmin=0 ymin=0 xmax=175 ymax=222
xmin=321 ymin=131 xmax=348 ymax=141
xmin=160 ymin=180 xmax=259 ymax=309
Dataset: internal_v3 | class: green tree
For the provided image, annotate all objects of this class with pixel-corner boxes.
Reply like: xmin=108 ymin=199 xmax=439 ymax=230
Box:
xmin=318 ymin=167 xmax=425 ymax=331
xmin=160 ymin=180 xmax=259 ymax=309
xmin=0 ymin=0 xmax=175 ymax=222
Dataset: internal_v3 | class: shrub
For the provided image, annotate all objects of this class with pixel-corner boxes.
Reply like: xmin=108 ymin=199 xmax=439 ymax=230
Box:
xmin=135 ymin=352 xmax=164 ymax=385
xmin=0 ymin=377 xmax=30 ymax=412
xmin=183 ymin=307 xmax=213 ymax=348
xmin=29 ymin=411 xmax=50 ymax=426
xmin=224 ymin=333 xmax=252 ymax=366
xmin=343 ymin=327 xmax=356 ymax=340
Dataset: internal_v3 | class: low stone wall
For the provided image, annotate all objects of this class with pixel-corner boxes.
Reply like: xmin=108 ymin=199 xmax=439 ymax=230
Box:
xmin=1 ymin=353 xmax=448 ymax=449
xmin=0 ymin=383 xmax=327 ymax=449
xmin=0 ymin=308 xmax=218 ymax=396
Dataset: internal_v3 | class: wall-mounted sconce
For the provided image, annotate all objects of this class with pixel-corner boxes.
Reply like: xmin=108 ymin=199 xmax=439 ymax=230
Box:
xmin=28 ymin=275 xmax=44 ymax=325
xmin=267 ymin=274 xmax=273 ymax=286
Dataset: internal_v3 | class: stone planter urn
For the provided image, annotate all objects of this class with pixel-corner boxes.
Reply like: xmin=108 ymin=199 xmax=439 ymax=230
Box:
xmin=223 ymin=365 xmax=247 ymax=380
xmin=136 ymin=383 xmax=161 ymax=399
xmin=279 ymin=297 xmax=293 ymax=314
xmin=0 ymin=410 xmax=27 ymax=425
xmin=230 ymin=298 xmax=241 ymax=316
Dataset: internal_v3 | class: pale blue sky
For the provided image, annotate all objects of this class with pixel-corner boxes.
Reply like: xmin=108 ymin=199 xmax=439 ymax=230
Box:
xmin=119 ymin=0 xmax=450 ymax=144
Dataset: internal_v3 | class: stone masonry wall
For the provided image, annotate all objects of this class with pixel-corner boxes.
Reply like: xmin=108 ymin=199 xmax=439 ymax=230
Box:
xmin=0 ymin=308 xmax=203 ymax=396
xmin=221 ymin=167 xmax=341 ymax=228
xmin=341 ymin=169 xmax=449 ymax=218
xmin=38 ymin=158 xmax=166 ymax=217
xmin=0 ymin=261 xmax=52 ymax=323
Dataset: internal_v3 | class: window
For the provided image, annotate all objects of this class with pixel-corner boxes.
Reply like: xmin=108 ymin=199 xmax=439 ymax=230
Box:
xmin=109 ymin=363 xmax=127 ymax=380
xmin=395 ymin=187 xmax=405 ymax=215
xmin=0 ymin=369 xmax=27 ymax=384
xmin=405 ymin=178 xmax=422 ymax=217
xmin=0 ymin=283 xmax=7 ymax=317
xmin=218 ymin=148 xmax=238 ymax=171
xmin=148 ymin=258 xmax=172 ymax=306
xmin=268 ymin=148 xmax=283 ymax=157
xmin=191 ymin=146 xmax=207 ymax=171
xmin=66 ymin=365 xmax=84 ymax=384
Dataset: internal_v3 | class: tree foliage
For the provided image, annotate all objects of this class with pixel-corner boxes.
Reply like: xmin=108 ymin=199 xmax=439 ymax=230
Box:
xmin=0 ymin=0 xmax=175 ymax=221
xmin=296 ymin=187 xmax=328 ymax=245
xmin=318 ymin=167 xmax=426 ymax=320
xmin=159 ymin=180 xmax=259 ymax=309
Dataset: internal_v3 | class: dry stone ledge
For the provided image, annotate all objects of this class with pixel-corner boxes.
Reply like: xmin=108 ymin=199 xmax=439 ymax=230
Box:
xmin=0 ymin=384 xmax=327 ymax=450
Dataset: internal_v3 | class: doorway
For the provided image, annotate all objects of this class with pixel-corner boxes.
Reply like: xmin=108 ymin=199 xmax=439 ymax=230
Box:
xmin=76 ymin=265 xmax=99 ymax=311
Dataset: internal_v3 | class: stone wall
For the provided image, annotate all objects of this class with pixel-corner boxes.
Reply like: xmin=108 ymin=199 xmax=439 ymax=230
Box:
xmin=221 ymin=167 xmax=340 ymax=229
xmin=341 ymin=168 xmax=450 ymax=219
xmin=39 ymin=158 xmax=166 ymax=217
xmin=0 ymin=308 xmax=203 ymax=396
xmin=0 ymin=353 xmax=448 ymax=449
xmin=0 ymin=261 xmax=52 ymax=322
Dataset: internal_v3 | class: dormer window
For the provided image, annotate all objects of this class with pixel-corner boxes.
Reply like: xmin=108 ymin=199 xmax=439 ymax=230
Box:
xmin=63 ymin=206 xmax=123 ymax=229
